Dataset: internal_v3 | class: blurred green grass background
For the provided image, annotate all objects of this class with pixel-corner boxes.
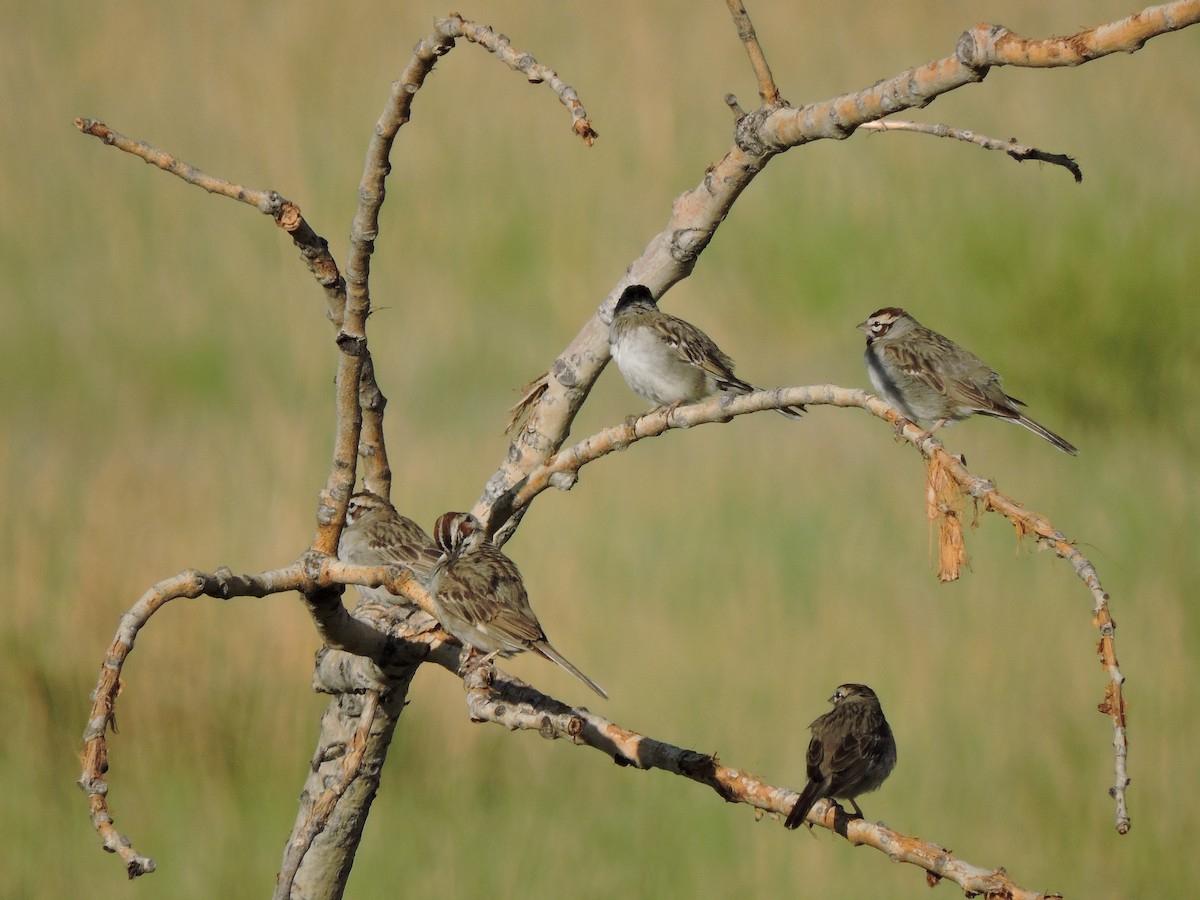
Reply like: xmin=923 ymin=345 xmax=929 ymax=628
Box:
xmin=3 ymin=1 xmax=1198 ymax=897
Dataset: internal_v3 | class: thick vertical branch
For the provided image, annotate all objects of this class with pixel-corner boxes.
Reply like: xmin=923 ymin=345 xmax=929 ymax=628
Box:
xmin=276 ymin=687 xmax=401 ymax=900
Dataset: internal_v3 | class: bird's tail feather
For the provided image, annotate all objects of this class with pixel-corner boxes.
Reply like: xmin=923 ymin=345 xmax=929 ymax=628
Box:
xmin=534 ymin=641 xmax=608 ymax=700
xmin=784 ymin=778 xmax=828 ymax=829
xmin=1013 ymin=414 xmax=1078 ymax=456
xmin=724 ymin=381 xmax=805 ymax=420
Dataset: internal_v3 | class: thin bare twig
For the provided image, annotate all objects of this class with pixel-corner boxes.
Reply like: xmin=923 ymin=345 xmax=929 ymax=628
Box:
xmin=73 ymin=118 xmax=346 ymax=322
xmin=442 ymin=15 xmax=599 ymax=145
xmin=462 ymin=667 xmax=1060 ymax=900
xmin=861 ymin=119 xmax=1083 ymax=181
xmin=724 ymin=0 xmax=781 ymax=104
xmin=77 ymin=555 xmax=453 ymax=875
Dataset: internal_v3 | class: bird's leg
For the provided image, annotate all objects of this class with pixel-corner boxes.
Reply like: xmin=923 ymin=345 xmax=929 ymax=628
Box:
xmin=827 ymin=800 xmax=854 ymax=838
xmin=926 ymin=419 xmax=966 ymax=462
xmin=662 ymin=400 xmax=684 ymax=427
xmin=846 ymin=797 xmax=865 ymax=820
xmin=457 ymin=644 xmax=478 ymax=673
xmin=461 ymin=646 xmax=501 ymax=673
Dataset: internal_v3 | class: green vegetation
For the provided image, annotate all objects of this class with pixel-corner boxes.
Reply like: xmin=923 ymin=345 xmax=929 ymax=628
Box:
xmin=4 ymin=2 xmax=1198 ymax=897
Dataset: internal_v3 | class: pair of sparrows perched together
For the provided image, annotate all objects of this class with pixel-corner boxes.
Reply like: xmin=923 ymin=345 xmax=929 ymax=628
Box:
xmin=340 ymin=489 xmax=895 ymax=827
xmin=608 ymin=284 xmax=1077 ymax=455
xmin=338 ymin=491 xmax=607 ymax=699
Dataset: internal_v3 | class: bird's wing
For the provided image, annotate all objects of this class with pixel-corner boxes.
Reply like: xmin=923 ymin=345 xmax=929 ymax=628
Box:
xmin=372 ymin=519 xmax=441 ymax=580
xmin=827 ymin=721 xmax=889 ymax=788
xmin=440 ymin=549 xmax=546 ymax=646
xmin=879 ymin=339 xmax=950 ymax=397
xmin=883 ymin=336 xmax=1025 ymax=417
xmin=656 ymin=314 xmax=753 ymax=392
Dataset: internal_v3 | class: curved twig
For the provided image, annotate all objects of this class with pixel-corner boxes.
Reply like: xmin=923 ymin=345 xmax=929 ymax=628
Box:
xmin=441 ymin=15 xmax=598 ymax=145
xmin=77 ymin=556 xmax=452 ymax=875
xmin=503 ymin=383 xmax=1130 ymax=832
xmin=462 ymin=667 xmax=1060 ymax=900
xmin=860 ymin=119 xmax=1083 ymax=181
xmin=73 ymin=117 xmax=346 ymax=323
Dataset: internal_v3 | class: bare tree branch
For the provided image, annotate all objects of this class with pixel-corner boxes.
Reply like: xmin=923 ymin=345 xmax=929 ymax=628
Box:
xmin=763 ymin=1 xmax=1200 ymax=149
xmin=724 ymin=0 xmax=780 ymax=104
xmin=73 ymin=117 xmax=347 ymax=322
xmin=76 ymin=556 xmax=455 ymax=877
xmin=860 ymin=119 xmax=1083 ymax=181
xmin=503 ymin=383 xmax=1131 ymax=832
xmin=479 ymin=1 xmax=1199 ymax=540
xmin=462 ymin=667 xmax=1061 ymax=900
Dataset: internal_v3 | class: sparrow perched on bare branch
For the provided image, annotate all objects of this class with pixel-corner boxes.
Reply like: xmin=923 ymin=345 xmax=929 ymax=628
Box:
xmin=609 ymin=284 xmax=804 ymax=419
xmin=337 ymin=491 xmax=441 ymax=604
xmin=859 ymin=307 xmax=1078 ymax=455
xmin=429 ymin=512 xmax=608 ymax=700
xmin=784 ymin=683 xmax=897 ymax=829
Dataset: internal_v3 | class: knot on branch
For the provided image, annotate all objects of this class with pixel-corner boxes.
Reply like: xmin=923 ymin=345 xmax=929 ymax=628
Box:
xmin=733 ymin=106 xmax=774 ymax=156
xmin=955 ymin=24 xmax=1008 ymax=76
xmin=678 ymin=751 xmax=737 ymax=802
xmin=336 ymin=331 xmax=368 ymax=356
xmin=313 ymin=646 xmax=395 ymax=695
xmin=274 ymin=198 xmax=302 ymax=231
xmin=204 ymin=566 xmax=264 ymax=599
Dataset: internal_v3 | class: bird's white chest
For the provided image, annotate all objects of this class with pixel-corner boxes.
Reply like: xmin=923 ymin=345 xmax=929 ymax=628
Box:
xmin=611 ymin=325 xmax=706 ymax=406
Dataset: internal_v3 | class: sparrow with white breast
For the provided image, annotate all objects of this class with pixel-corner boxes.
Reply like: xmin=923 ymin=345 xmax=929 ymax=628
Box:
xmin=609 ymin=284 xmax=804 ymax=419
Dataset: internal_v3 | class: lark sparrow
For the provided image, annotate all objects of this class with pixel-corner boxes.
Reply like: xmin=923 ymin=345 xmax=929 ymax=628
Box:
xmin=428 ymin=512 xmax=607 ymax=700
xmin=784 ymin=683 xmax=897 ymax=829
xmin=337 ymin=491 xmax=441 ymax=604
xmin=859 ymin=307 xmax=1078 ymax=455
xmin=609 ymin=284 xmax=804 ymax=419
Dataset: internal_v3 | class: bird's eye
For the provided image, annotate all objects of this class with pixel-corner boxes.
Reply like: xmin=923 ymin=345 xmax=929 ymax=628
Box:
xmin=870 ymin=321 xmax=889 ymax=337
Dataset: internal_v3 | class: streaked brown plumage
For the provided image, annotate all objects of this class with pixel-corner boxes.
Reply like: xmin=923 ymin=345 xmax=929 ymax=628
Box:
xmin=784 ymin=683 xmax=897 ymax=829
xmin=337 ymin=490 xmax=441 ymax=604
xmin=859 ymin=307 xmax=1077 ymax=455
xmin=428 ymin=512 xmax=607 ymax=700
xmin=609 ymin=284 xmax=804 ymax=418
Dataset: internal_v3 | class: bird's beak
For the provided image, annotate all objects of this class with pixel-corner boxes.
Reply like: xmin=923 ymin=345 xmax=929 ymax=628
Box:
xmin=856 ymin=320 xmax=871 ymax=334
